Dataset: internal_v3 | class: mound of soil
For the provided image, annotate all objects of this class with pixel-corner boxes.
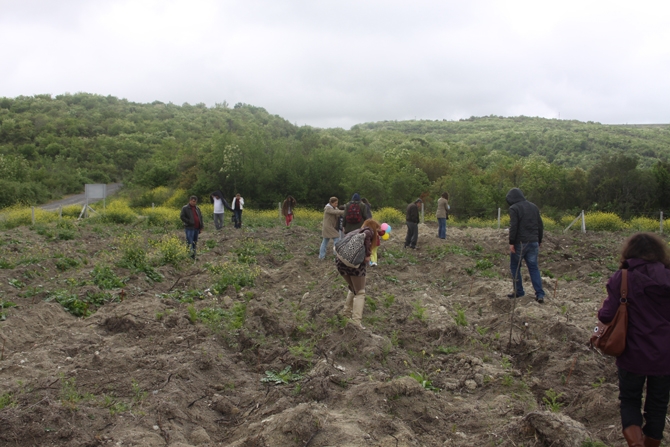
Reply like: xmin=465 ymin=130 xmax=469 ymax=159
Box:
xmin=0 ymin=221 xmax=640 ymax=446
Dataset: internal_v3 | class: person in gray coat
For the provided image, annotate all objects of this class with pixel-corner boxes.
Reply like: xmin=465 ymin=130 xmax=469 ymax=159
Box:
xmin=319 ymin=197 xmax=345 ymax=259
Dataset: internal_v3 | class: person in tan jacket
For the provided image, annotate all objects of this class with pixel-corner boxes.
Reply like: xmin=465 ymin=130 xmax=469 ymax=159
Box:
xmin=319 ymin=197 xmax=345 ymax=259
xmin=436 ymin=192 xmax=449 ymax=239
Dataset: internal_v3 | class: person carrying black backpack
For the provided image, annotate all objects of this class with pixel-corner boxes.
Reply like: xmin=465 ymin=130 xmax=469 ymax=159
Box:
xmin=343 ymin=193 xmax=370 ymax=234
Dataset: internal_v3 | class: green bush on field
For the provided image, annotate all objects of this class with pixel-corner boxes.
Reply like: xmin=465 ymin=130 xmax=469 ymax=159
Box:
xmin=0 ymin=205 xmax=61 ymax=229
xmin=585 ymin=212 xmax=627 ymax=231
xmin=629 ymin=216 xmax=660 ymax=232
xmin=153 ymin=234 xmax=191 ymax=266
xmin=61 ymin=204 xmax=84 ymax=218
xmin=99 ymin=200 xmax=137 ymax=224
xmin=560 ymin=214 xmax=580 ymax=227
xmin=374 ymin=207 xmax=405 ymax=225
xmin=208 ymin=262 xmax=260 ymax=293
xmin=140 ymin=206 xmax=180 ymax=228
xmin=163 ymin=189 xmax=189 ymax=208
xmin=129 ymin=186 xmax=174 ymax=208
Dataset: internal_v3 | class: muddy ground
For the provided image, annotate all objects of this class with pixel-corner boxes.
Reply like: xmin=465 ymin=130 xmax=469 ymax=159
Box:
xmin=0 ymin=219 xmax=647 ymax=446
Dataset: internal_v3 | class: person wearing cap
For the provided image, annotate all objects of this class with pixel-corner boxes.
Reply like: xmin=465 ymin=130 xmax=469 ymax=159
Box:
xmin=404 ymin=198 xmax=422 ymax=249
xmin=343 ymin=193 xmax=370 ymax=234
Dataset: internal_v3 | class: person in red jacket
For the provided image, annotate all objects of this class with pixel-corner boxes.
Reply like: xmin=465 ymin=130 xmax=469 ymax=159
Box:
xmin=180 ymin=196 xmax=204 ymax=259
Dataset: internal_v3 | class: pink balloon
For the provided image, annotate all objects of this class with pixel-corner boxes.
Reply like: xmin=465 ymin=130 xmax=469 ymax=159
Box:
xmin=380 ymin=223 xmax=389 ymax=231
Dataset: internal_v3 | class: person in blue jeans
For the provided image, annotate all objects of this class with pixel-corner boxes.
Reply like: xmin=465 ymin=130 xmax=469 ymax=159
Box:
xmin=319 ymin=197 xmax=344 ymax=259
xmin=436 ymin=192 xmax=449 ymax=239
xmin=506 ymin=188 xmax=545 ymax=303
xmin=180 ymin=195 xmax=204 ymax=259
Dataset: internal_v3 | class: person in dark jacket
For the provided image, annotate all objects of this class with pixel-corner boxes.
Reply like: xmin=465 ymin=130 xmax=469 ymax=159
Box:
xmin=506 ymin=188 xmax=545 ymax=302
xmin=598 ymin=233 xmax=670 ymax=447
xmin=404 ymin=198 xmax=422 ymax=249
xmin=180 ymin=195 xmax=204 ymax=259
xmin=343 ymin=193 xmax=370 ymax=234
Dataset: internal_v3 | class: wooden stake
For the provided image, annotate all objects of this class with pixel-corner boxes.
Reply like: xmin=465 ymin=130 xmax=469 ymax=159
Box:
xmin=553 ymin=279 xmax=559 ymax=300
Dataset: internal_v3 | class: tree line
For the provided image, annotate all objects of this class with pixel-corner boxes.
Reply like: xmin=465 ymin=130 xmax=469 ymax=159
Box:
xmin=1 ymin=93 xmax=670 ymax=219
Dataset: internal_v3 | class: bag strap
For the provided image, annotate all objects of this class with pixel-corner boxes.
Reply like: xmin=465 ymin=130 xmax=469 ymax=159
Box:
xmin=620 ymin=269 xmax=628 ymax=303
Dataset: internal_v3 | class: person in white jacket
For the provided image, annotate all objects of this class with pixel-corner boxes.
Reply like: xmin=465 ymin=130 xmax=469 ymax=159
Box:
xmin=232 ymin=193 xmax=244 ymax=229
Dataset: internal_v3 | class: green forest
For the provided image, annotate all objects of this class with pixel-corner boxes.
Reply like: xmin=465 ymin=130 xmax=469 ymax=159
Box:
xmin=1 ymin=92 xmax=670 ymax=219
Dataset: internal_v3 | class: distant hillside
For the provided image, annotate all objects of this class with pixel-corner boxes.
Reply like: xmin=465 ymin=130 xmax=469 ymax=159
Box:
xmin=353 ymin=116 xmax=670 ymax=169
xmin=2 ymin=94 xmax=670 ymax=217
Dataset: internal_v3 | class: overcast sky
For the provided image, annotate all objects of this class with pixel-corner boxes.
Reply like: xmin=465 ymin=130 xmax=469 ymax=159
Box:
xmin=2 ymin=0 xmax=669 ymax=128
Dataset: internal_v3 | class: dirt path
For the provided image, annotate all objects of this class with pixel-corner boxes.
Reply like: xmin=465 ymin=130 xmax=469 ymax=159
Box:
xmin=39 ymin=183 xmax=123 ymax=211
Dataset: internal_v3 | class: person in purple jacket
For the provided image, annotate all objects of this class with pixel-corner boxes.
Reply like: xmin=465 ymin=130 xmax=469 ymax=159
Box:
xmin=598 ymin=233 xmax=670 ymax=447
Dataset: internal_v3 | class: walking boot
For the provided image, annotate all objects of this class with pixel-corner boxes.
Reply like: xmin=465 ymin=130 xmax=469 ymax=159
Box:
xmin=622 ymin=426 xmax=645 ymax=447
xmin=342 ymin=291 xmax=354 ymax=319
xmin=644 ymin=435 xmax=661 ymax=447
xmin=350 ymin=290 xmax=366 ymax=329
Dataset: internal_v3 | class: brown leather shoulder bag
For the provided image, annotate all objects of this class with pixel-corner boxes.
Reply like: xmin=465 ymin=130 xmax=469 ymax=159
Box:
xmin=590 ymin=269 xmax=628 ymax=356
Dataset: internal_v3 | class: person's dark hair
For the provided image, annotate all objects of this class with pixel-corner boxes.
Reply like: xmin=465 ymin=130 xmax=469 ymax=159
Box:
xmin=441 ymin=192 xmax=449 ymax=200
xmin=361 ymin=198 xmax=371 ymax=206
xmin=329 ymin=197 xmax=338 ymax=205
xmin=620 ymin=232 xmax=670 ymax=269
xmin=189 ymin=195 xmax=198 ymax=201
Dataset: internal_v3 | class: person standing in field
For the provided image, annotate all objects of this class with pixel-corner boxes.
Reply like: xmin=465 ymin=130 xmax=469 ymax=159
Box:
xmin=343 ymin=193 xmax=370 ymax=234
xmin=232 ymin=193 xmax=244 ymax=229
xmin=210 ymin=190 xmax=233 ymax=231
xmin=436 ymin=192 xmax=449 ymax=239
xmin=404 ymin=198 xmax=422 ymax=249
xmin=180 ymin=195 xmax=204 ymax=259
xmin=506 ymin=187 xmax=545 ymax=303
xmin=598 ymin=233 xmax=670 ymax=447
xmin=319 ymin=197 xmax=344 ymax=259
xmin=336 ymin=218 xmax=380 ymax=329
xmin=282 ymin=195 xmax=297 ymax=227
xmin=369 ymin=226 xmax=385 ymax=266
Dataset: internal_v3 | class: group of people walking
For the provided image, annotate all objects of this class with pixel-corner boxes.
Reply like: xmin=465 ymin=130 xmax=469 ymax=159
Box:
xmin=179 ymin=192 xmax=244 ymax=259
xmin=179 ymin=186 xmax=670 ymax=446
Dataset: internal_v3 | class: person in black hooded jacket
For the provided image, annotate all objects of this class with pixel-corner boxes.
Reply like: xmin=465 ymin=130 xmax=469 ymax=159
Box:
xmin=506 ymin=188 xmax=545 ymax=303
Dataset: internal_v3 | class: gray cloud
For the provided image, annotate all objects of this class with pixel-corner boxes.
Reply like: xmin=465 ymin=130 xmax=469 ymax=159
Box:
xmin=1 ymin=0 xmax=669 ymax=128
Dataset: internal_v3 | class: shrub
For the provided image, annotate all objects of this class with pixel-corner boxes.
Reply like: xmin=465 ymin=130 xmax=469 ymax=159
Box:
xmin=629 ymin=216 xmax=660 ymax=232
xmin=293 ymin=208 xmax=322 ymax=221
xmin=99 ymin=200 xmax=136 ymax=224
xmin=164 ymin=189 xmax=189 ymax=208
xmin=585 ymin=212 xmax=627 ymax=231
xmin=154 ymin=234 xmax=191 ymax=267
xmin=560 ymin=214 xmax=581 ymax=228
xmin=244 ymin=209 xmax=281 ymax=228
xmin=140 ymin=206 xmax=180 ymax=228
xmin=60 ymin=204 xmax=84 ymax=218
xmin=118 ymin=233 xmax=148 ymax=270
xmin=374 ymin=207 xmax=405 ymax=225
xmin=198 ymin=302 xmax=247 ymax=331
xmin=208 ymin=262 xmax=260 ymax=293
xmin=91 ymin=265 xmax=126 ymax=289
xmin=0 ymin=205 xmax=60 ymax=229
